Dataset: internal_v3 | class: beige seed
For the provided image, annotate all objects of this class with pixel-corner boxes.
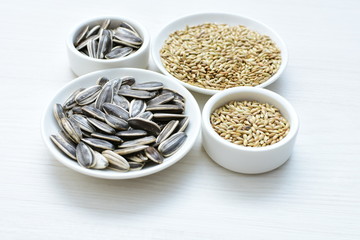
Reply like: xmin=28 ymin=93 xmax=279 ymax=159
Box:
xmin=210 ymin=100 xmax=290 ymax=147
xmin=160 ymin=23 xmax=281 ymax=90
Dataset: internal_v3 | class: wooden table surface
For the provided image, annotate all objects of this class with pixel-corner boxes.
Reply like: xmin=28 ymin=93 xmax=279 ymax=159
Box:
xmin=1 ymin=0 xmax=359 ymax=239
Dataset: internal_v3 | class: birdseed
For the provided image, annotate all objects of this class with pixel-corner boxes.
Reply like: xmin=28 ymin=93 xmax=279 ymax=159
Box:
xmin=210 ymin=100 xmax=290 ymax=147
xmin=160 ymin=23 xmax=281 ymax=90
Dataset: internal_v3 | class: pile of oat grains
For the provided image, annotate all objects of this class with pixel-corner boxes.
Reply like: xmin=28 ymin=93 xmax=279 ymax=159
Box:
xmin=210 ymin=100 xmax=290 ymax=147
xmin=160 ymin=23 xmax=281 ymax=90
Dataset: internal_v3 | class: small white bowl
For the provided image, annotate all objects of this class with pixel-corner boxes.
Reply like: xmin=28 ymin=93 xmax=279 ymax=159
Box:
xmin=41 ymin=68 xmax=201 ymax=179
xmin=151 ymin=12 xmax=288 ymax=95
xmin=202 ymin=87 xmax=299 ymax=174
xmin=67 ymin=16 xmax=150 ymax=76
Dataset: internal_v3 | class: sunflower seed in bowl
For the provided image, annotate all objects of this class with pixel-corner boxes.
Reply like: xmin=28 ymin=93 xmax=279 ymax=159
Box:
xmin=74 ymin=19 xmax=143 ymax=60
xmin=41 ymin=68 xmax=201 ymax=179
xmin=67 ymin=17 xmax=150 ymax=76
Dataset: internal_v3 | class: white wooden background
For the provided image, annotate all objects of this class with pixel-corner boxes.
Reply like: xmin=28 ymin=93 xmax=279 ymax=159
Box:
xmin=1 ymin=0 xmax=359 ymax=239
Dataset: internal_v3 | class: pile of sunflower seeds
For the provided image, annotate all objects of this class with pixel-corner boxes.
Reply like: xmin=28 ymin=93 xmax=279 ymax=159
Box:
xmin=50 ymin=76 xmax=189 ymax=172
xmin=210 ymin=100 xmax=289 ymax=147
xmin=74 ymin=19 xmax=143 ymax=59
xmin=160 ymin=23 xmax=282 ymax=90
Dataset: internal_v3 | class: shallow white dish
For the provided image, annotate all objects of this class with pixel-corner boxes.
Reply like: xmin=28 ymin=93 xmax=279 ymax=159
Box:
xmin=67 ymin=16 xmax=150 ymax=76
xmin=202 ymin=87 xmax=299 ymax=174
xmin=151 ymin=12 xmax=288 ymax=95
xmin=41 ymin=68 xmax=201 ymax=179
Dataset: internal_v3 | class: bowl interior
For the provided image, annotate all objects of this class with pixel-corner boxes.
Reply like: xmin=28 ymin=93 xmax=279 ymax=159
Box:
xmin=152 ymin=12 xmax=288 ymax=95
xmin=41 ymin=68 xmax=201 ymax=179
xmin=68 ymin=16 xmax=150 ymax=63
xmin=202 ymin=87 xmax=298 ymax=151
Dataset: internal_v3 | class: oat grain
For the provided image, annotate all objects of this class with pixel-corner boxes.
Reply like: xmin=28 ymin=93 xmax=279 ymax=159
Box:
xmin=210 ymin=100 xmax=289 ymax=147
xmin=160 ymin=23 xmax=281 ymax=90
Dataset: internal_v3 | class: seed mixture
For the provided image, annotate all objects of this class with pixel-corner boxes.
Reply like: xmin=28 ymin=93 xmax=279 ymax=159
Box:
xmin=160 ymin=23 xmax=281 ymax=90
xmin=210 ymin=100 xmax=289 ymax=147
xmin=51 ymin=76 xmax=189 ymax=172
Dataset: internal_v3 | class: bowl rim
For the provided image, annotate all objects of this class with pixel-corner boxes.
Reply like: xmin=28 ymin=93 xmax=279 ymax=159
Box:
xmin=151 ymin=11 xmax=288 ymax=95
xmin=67 ymin=16 xmax=150 ymax=64
xmin=41 ymin=68 xmax=201 ymax=179
xmin=202 ymin=86 xmax=299 ymax=152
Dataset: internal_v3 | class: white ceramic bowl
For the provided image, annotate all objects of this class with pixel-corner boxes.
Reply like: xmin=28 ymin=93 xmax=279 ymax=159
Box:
xmin=151 ymin=12 xmax=288 ymax=95
xmin=202 ymin=87 xmax=299 ymax=174
xmin=41 ymin=68 xmax=201 ymax=179
xmin=67 ymin=16 xmax=150 ymax=76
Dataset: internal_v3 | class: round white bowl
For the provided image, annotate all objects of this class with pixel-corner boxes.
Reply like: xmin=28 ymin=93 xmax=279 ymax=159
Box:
xmin=41 ymin=68 xmax=201 ymax=179
xmin=151 ymin=12 xmax=288 ymax=95
xmin=202 ymin=87 xmax=299 ymax=174
xmin=67 ymin=16 xmax=150 ymax=76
